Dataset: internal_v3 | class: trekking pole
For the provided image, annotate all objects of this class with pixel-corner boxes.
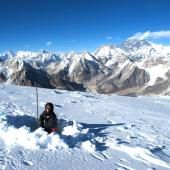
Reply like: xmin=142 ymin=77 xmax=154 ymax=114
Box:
xmin=36 ymin=84 xmax=39 ymax=127
xmin=2 ymin=83 xmax=4 ymax=88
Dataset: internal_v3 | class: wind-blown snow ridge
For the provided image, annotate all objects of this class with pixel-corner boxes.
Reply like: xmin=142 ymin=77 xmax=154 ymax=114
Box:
xmin=106 ymin=138 xmax=170 ymax=168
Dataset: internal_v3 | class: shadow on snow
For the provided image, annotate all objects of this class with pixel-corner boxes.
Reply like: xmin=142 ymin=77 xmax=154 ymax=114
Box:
xmin=6 ymin=115 xmax=38 ymax=132
xmin=5 ymin=115 xmax=126 ymax=152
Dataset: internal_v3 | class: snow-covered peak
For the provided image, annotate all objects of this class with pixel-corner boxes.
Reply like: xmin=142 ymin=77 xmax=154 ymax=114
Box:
xmin=41 ymin=49 xmax=49 ymax=54
xmin=66 ymin=51 xmax=78 ymax=59
xmin=150 ymin=43 xmax=170 ymax=57
xmin=120 ymin=38 xmax=152 ymax=52
xmin=62 ymin=51 xmax=95 ymax=65
xmin=94 ymin=45 xmax=128 ymax=68
xmin=0 ymin=51 xmax=16 ymax=61
xmin=95 ymin=45 xmax=126 ymax=57
xmin=2 ymin=50 xmax=61 ymax=66
xmin=58 ymin=52 xmax=78 ymax=70
xmin=119 ymin=39 xmax=170 ymax=61
xmin=57 ymin=51 xmax=99 ymax=76
xmin=81 ymin=51 xmax=95 ymax=61
xmin=16 ymin=51 xmax=39 ymax=59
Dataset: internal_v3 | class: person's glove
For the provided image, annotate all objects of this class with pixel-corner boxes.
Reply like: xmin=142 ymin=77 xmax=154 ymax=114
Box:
xmin=51 ymin=128 xmax=58 ymax=133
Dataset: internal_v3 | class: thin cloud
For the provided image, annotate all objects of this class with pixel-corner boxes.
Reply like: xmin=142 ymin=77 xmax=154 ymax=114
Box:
xmin=130 ymin=30 xmax=170 ymax=40
xmin=46 ymin=41 xmax=53 ymax=46
xmin=106 ymin=36 xmax=113 ymax=40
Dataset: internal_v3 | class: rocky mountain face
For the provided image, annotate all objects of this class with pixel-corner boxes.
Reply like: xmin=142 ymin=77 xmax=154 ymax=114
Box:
xmin=1 ymin=39 xmax=170 ymax=96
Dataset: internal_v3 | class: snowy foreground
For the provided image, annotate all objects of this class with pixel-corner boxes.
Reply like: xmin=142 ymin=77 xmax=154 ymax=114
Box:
xmin=0 ymin=85 xmax=170 ymax=170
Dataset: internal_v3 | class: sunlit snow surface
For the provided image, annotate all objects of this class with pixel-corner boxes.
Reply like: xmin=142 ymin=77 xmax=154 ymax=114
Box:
xmin=0 ymin=84 xmax=170 ymax=170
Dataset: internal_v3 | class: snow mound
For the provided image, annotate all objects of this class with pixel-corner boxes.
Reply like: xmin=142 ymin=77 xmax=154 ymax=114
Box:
xmin=81 ymin=140 xmax=96 ymax=153
xmin=0 ymin=122 xmax=68 ymax=150
xmin=0 ymin=112 xmax=95 ymax=151
xmin=62 ymin=120 xmax=81 ymax=136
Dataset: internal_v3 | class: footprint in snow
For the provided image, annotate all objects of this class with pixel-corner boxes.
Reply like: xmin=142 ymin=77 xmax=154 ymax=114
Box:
xmin=23 ymin=160 xmax=33 ymax=166
xmin=116 ymin=138 xmax=130 ymax=145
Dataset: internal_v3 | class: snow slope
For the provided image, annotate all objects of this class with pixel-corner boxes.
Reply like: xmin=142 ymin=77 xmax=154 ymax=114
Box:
xmin=0 ymin=84 xmax=170 ymax=170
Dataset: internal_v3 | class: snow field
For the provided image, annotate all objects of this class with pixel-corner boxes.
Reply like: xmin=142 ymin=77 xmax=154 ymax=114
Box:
xmin=0 ymin=85 xmax=169 ymax=169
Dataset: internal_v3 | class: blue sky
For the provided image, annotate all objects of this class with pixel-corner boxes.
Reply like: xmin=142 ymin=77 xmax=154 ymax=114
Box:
xmin=0 ymin=0 xmax=170 ymax=53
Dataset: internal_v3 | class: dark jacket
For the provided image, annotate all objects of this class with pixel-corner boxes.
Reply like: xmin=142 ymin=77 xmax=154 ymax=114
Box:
xmin=39 ymin=111 xmax=58 ymax=133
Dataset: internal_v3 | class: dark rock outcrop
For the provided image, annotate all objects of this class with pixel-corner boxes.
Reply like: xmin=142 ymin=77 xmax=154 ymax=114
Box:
xmin=0 ymin=72 xmax=7 ymax=82
xmin=10 ymin=61 xmax=53 ymax=88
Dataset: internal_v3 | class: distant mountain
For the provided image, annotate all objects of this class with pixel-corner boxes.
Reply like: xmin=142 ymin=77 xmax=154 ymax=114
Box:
xmin=120 ymin=38 xmax=170 ymax=61
xmin=1 ymin=39 xmax=170 ymax=96
xmin=0 ymin=50 xmax=61 ymax=66
xmin=94 ymin=45 xmax=128 ymax=68
xmin=0 ymin=51 xmax=15 ymax=61
xmin=120 ymin=38 xmax=151 ymax=51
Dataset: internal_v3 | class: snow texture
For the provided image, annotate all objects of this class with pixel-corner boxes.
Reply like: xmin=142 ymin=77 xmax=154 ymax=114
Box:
xmin=0 ymin=84 xmax=170 ymax=170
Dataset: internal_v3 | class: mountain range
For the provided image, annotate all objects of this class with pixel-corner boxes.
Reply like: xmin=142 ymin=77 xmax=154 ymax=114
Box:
xmin=1 ymin=38 xmax=170 ymax=96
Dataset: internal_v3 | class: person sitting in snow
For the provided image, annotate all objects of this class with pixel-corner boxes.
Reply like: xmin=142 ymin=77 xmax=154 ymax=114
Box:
xmin=39 ymin=102 xmax=58 ymax=134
